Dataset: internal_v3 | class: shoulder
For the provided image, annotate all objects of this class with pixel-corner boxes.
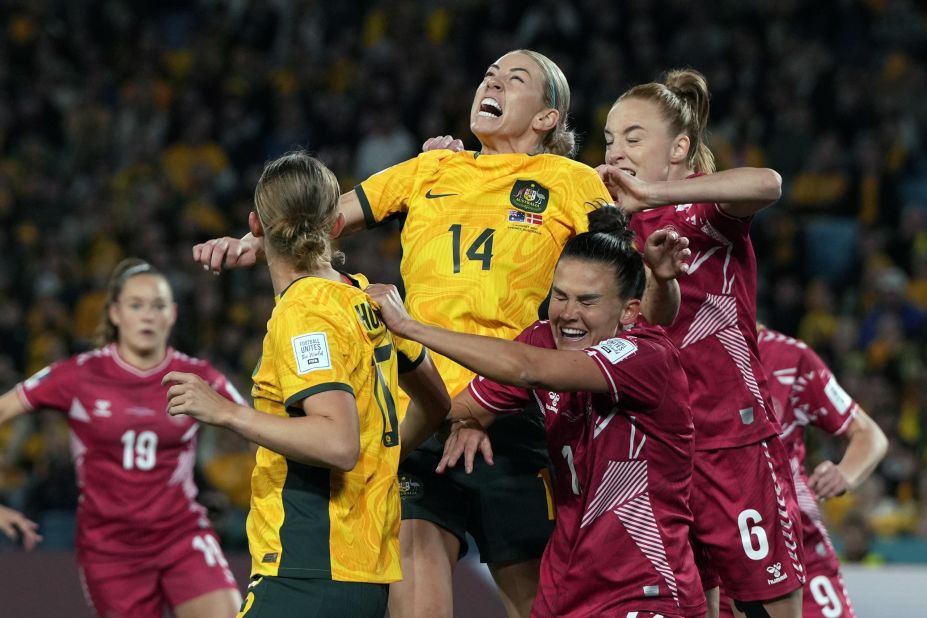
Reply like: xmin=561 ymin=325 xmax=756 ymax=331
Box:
xmin=168 ymin=349 xmax=216 ymax=376
xmin=517 ymin=320 xmax=555 ymax=347
xmin=590 ymin=325 xmax=674 ymax=365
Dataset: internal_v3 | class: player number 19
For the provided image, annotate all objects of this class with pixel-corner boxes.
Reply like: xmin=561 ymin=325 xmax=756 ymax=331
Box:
xmin=121 ymin=429 xmax=158 ymax=471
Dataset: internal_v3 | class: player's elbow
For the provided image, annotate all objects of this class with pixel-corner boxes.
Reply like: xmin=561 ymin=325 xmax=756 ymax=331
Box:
xmin=758 ymin=168 xmax=782 ymax=203
xmin=331 ymin=439 xmax=360 ymax=472
xmin=870 ymin=422 xmax=889 ymax=463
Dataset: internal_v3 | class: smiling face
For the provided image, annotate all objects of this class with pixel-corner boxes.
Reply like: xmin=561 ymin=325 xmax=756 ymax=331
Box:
xmin=108 ymin=274 xmax=176 ymax=358
xmin=469 ymin=51 xmax=554 ymax=153
xmin=604 ymin=97 xmax=689 ymax=182
xmin=548 ymin=258 xmax=634 ymax=351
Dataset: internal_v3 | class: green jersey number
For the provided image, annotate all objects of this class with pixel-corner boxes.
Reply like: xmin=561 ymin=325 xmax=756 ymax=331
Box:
xmin=449 ymin=224 xmax=495 ymax=273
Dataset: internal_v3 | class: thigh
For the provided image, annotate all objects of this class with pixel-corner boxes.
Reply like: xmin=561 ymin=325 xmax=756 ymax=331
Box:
xmin=691 ymin=438 xmax=805 ymax=603
xmin=159 ymin=529 xmax=240 ymax=611
xmin=239 ymin=576 xmax=387 ymax=618
xmin=399 ymin=444 xmax=469 ymax=557
xmin=804 ymin=571 xmax=856 ymax=618
xmin=388 ymin=519 xmax=459 ymax=618
xmin=79 ymin=559 xmax=163 ymax=618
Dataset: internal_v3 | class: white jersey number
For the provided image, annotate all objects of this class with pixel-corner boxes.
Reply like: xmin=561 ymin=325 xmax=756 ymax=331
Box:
xmin=737 ymin=509 xmax=770 ymax=561
xmin=192 ymin=534 xmax=229 ymax=568
xmin=810 ymin=575 xmax=844 ymax=617
xmin=120 ymin=430 xmax=158 ymax=471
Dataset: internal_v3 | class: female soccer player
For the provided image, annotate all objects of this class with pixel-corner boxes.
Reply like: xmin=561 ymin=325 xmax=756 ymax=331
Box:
xmin=193 ymin=49 xmax=680 ymax=618
xmin=367 ymin=206 xmax=704 ymax=618
xmin=165 ymin=152 xmax=449 ymax=617
xmin=598 ymin=69 xmax=804 ymax=618
xmin=0 ymin=258 xmax=243 ymax=618
xmin=718 ymin=326 xmax=888 ymax=618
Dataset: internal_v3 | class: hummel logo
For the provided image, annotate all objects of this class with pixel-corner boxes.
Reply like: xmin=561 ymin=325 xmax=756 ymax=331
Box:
xmin=425 ymin=189 xmax=457 ymax=199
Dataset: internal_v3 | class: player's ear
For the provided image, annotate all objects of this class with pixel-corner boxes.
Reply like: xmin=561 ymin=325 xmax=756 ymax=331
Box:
xmin=249 ymin=211 xmax=264 ymax=237
xmin=330 ymin=213 xmax=346 ymax=239
xmin=620 ymin=298 xmax=641 ymax=327
xmin=532 ymin=108 xmax=559 ymax=133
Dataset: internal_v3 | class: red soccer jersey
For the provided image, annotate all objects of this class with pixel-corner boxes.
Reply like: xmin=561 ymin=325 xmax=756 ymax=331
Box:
xmin=758 ymin=328 xmax=859 ymax=572
xmin=630 ymin=185 xmax=779 ymax=450
xmin=15 ymin=345 xmax=245 ymax=560
xmin=470 ymin=321 xmax=703 ymax=618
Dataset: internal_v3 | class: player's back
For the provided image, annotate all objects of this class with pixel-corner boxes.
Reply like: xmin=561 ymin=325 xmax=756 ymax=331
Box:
xmin=248 ymin=274 xmax=409 ymax=583
xmin=16 ymin=345 xmax=239 ymax=558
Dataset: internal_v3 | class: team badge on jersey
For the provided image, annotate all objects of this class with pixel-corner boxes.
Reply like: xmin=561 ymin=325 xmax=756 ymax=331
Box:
xmin=510 ymin=180 xmax=549 ymax=213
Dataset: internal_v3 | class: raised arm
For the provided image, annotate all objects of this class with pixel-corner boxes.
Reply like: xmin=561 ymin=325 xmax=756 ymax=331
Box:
xmin=599 ymin=165 xmax=782 ymax=219
xmin=164 ymin=372 xmax=361 ymax=471
xmin=193 ymin=190 xmax=369 ymax=272
xmin=809 ymin=409 xmax=888 ymax=499
xmin=366 ymin=284 xmax=609 ymax=394
xmin=638 ymin=228 xmax=690 ymax=326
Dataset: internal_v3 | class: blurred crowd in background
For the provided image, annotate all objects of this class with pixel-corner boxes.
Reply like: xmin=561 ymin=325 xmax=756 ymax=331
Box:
xmin=1 ymin=0 xmax=925 ymax=560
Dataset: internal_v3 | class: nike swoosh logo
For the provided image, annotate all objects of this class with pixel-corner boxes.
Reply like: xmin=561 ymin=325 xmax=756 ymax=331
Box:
xmin=425 ymin=189 xmax=458 ymax=199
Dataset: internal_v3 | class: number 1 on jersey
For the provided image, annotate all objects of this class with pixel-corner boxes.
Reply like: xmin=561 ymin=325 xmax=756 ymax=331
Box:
xmin=449 ymin=224 xmax=495 ymax=273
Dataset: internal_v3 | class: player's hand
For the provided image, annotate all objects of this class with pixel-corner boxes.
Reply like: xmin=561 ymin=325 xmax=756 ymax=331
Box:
xmin=192 ymin=233 xmax=263 ymax=274
xmin=422 ymin=135 xmax=465 ymax=153
xmin=808 ymin=460 xmax=851 ymax=499
xmin=436 ymin=419 xmax=493 ymax=474
xmin=0 ymin=504 xmax=42 ymax=551
xmin=596 ymin=164 xmax=655 ymax=213
xmin=643 ymin=229 xmax=690 ymax=281
xmin=163 ymin=372 xmax=238 ymax=427
xmin=365 ymin=283 xmax=416 ymax=337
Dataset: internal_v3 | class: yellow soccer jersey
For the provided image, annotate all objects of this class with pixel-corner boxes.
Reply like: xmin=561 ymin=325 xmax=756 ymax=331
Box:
xmin=247 ymin=273 xmax=425 ymax=583
xmin=356 ymin=150 xmax=612 ymax=397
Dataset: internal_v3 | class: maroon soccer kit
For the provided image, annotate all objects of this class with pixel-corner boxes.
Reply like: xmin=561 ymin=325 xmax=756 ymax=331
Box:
xmin=16 ymin=345 xmax=242 ymax=616
xmin=630 ymin=190 xmax=805 ymax=601
xmin=470 ymin=320 xmax=704 ymax=618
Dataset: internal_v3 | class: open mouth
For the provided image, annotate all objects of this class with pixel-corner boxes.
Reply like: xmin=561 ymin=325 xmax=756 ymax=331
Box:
xmin=619 ymin=167 xmax=636 ymax=176
xmin=478 ymin=97 xmax=503 ymax=118
xmin=559 ymin=327 xmax=587 ymax=341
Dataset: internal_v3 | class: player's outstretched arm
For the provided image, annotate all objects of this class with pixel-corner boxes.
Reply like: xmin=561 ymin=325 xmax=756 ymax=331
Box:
xmin=809 ymin=409 xmax=888 ymax=499
xmin=366 ymin=284 xmax=610 ymax=394
xmin=0 ymin=389 xmax=29 ymax=426
xmin=192 ymin=191 xmax=368 ymax=272
xmin=597 ymin=165 xmax=781 ymax=218
xmin=639 ymin=229 xmax=689 ymax=326
xmin=398 ymin=353 xmax=452 ymax=460
xmin=164 ymin=372 xmax=361 ymax=471
xmin=0 ymin=504 xmax=42 ymax=551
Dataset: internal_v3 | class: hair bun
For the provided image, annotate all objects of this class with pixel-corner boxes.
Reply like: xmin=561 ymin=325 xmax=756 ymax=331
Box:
xmin=587 ymin=205 xmax=633 ymax=242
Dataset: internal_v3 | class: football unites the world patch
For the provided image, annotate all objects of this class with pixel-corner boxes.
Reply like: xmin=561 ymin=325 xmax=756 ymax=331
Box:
xmin=508 ymin=209 xmax=543 ymax=225
xmin=509 ymin=179 xmax=550 ymax=213
xmin=291 ymin=332 xmax=332 ymax=374
xmin=590 ymin=337 xmax=638 ymax=364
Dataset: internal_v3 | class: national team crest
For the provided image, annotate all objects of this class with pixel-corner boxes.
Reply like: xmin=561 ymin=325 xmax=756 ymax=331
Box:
xmin=510 ymin=179 xmax=550 ymax=213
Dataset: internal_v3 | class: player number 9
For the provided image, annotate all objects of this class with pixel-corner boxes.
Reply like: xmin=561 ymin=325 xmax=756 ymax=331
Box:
xmin=809 ymin=575 xmax=843 ymax=617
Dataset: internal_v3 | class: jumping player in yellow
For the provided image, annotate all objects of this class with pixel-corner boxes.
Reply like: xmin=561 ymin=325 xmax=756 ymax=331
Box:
xmin=194 ymin=50 xmax=681 ymax=618
xmin=167 ymin=152 xmax=449 ymax=617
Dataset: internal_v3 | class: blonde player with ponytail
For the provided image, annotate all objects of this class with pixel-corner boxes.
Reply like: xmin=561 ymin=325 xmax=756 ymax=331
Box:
xmin=600 ymin=70 xmax=804 ymax=618
xmin=168 ymin=152 xmax=449 ymax=617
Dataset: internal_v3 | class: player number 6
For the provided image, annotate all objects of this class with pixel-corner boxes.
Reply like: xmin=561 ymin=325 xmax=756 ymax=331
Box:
xmin=737 ymin=509 xmax=769 ymax=561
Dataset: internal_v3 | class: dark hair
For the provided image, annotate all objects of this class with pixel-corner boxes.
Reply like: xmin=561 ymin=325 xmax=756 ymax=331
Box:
xmin=94 ymin=258 xmax=167 ymax=345
xmin=617 ymin=68 xmax=715 ymax=173
xmin=559 ymin=206 xmax=645 ymax=300
xmin=254 ymin=151 xmax=343 ymax=271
